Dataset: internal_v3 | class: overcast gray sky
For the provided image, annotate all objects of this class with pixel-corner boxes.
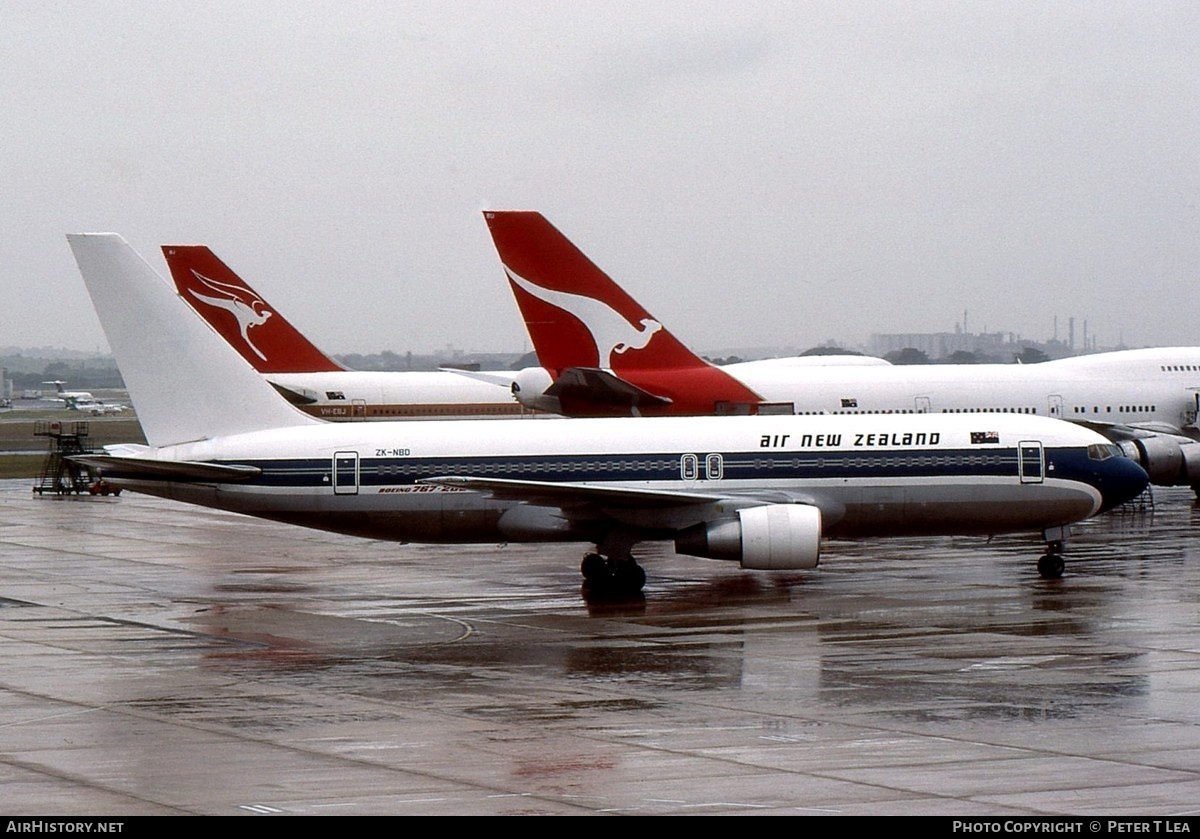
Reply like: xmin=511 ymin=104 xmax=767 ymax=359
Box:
xmin=3 ymin=1 xmax=1197 ymax=355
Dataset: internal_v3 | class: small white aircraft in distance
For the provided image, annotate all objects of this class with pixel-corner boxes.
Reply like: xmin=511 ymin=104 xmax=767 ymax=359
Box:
xmin=160 ymin=244 xmax=526 ymax=420
xmin=66 ymin=233 xmax=1147 ymax=592
xmin=481 ymin=210 xmax=1200 ymax=494
xmin=42 ymin=380 xmax=127 ymax=414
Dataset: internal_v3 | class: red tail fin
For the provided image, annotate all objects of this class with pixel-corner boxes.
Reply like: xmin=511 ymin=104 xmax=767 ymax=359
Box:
xmin=162 ymin=246 xmax=344 ymax=374
xmin=483 ymin=211 xmax=762 ymax=413
xmin=482 ymin=211 xmax=716 ymax=373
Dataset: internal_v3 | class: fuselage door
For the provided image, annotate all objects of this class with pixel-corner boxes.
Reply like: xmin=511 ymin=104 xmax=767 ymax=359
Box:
xmin=1018 ymin=441 xmax=1044 ymax=484
xmin=1048 ymin=394 xmax=1064 ymax=417
xmin=352 ymin=400 xmax=367 ymax=420
xmin=914 ymin=396 xmax=931 ymax=414
xmin=333 ymin=451 xmax=360 ymax=495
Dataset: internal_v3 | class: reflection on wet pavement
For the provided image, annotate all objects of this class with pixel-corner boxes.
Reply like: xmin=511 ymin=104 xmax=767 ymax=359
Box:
xmin=1 ymin=481 xmax=1197 ymax=814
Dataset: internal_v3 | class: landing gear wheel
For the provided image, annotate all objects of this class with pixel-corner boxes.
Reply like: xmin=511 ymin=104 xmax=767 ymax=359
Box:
xmin=579 ymin=552 xmax=646 ymax=595
xmin=613 ymin=561 xmax=646 ymax=593
xmin=1038 ymin=552 xmax=1065 ymax=579
xmin=581 ymin=552 xmax=606 ymax=582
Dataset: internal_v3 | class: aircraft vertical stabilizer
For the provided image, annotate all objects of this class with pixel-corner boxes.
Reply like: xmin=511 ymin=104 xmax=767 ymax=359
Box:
xmin=67 ymin=234 xmax=317 ymax=447
xmin=162 ymin=245 xmax=345 ymax=374
xmin=483 ymin=211 xmax=713 ymax=374
xmin=483 ymin=211 xmax=763 ymax=414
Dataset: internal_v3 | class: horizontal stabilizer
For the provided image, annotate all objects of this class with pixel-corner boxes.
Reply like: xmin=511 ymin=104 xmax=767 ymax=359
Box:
xmin=69 ymin=454 xmax=262 ymax=483
xmin=269 ymin=382 xmax=319 ymax=405
xmin=438 ymin=368 xmax=517 ymax=389
xmin=546 ymin=366 xmax=673 ymax=409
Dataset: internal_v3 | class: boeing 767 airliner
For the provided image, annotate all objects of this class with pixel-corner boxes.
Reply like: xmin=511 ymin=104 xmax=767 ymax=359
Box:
xmin=66 ymin=234 xmax=1146 ymax=592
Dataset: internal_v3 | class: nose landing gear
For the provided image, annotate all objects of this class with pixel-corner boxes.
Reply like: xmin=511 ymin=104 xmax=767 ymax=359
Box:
xmin=1036 ymin=527 xmax=1067 ymax=579
xmin=1037 ymin=544 xmax=1065 ymax=579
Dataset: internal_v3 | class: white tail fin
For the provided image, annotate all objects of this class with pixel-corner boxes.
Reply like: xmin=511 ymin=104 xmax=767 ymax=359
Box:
xmin=67 ymin=234 xmax=318 ymax=447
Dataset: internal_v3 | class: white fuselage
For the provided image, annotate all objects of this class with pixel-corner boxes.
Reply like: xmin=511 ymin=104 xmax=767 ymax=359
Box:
xmin=107 ymin=412 xmax=1145 ymax=548
xmin=725 ymin=348 xmax=1200 ymax=432
xmin=265 ymin=370 xmax=528 ymax=420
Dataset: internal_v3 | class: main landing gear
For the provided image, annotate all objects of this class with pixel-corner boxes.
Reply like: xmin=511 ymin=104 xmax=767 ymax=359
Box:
xmin=581 ymin=552 xmax=646 ymax=594
xmin=580 ymin=531 xmax=647 ymax=595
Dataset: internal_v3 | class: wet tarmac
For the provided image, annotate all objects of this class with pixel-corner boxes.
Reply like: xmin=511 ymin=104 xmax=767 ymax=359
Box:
xmin=0 ymin=478 xmax=1198 ymax=815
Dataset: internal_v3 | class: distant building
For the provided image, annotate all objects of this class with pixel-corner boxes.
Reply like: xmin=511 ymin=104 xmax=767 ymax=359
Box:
xmin=869 ymin=331 xmax=1018 ymax=361
xmin=868 ymin=330 xmax=1085 ymax=363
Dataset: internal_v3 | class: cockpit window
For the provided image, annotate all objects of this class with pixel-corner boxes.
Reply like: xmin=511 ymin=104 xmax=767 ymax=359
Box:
xmin=1087 ymin=443 xmax=1122 ymax=460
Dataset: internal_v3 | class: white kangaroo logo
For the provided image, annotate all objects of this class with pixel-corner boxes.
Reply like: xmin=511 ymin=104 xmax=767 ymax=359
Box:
xmin=184 ymin=270 xmax=274 ymax=361
xmin=505 ymin=266 xmax=662 ymax=367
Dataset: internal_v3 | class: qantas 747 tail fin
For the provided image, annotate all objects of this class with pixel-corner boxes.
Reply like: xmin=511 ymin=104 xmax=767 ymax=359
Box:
xmin=67 ymin=234 xmax=317 ymax=448
xmin=482 ymin=211 xmax=714 ymax=374
xmin=162 ymin=245 xmax=344 ymax=374
xmin=482 ymin=211 xmax=764 ymax=416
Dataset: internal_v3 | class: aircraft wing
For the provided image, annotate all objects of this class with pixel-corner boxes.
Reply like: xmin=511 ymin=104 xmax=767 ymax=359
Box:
xmin=419 ymin=475 xmax=841 ymax=526
xmin=421 ymin=475 xmax=727 ymax=507
xmin=1123 ymin=421 xmax=1193 ymax=437
xmin=68 ymin=454 xmax=262 ymax=483
xmin=1068 ymin=419 xmax=1190 ymax=440
xmin=546 ymin=367 xmax=673 ymax=410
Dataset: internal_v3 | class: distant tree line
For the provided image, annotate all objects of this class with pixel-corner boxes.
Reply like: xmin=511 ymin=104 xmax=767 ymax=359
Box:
xmin=333 ymin=350 xmax=535 ymax=372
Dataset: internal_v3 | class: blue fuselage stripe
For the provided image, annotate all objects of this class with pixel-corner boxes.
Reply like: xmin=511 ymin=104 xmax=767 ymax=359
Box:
xmin=210 ymin=445 xmax=1086 ymax=488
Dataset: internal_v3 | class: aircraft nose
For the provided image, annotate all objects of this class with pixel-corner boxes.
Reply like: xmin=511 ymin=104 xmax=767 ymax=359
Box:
xmin=1097 ymin=456 xmax=1150 ymax=513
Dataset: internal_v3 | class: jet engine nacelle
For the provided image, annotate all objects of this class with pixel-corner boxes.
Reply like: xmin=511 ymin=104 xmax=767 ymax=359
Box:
xmin=1116 ymin=435 xmax=1200 ymax=487
xmin=510 ymin=367 xmax=560 ymax=413
xmin=674 ymin=504 xmax=821 ymax=570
